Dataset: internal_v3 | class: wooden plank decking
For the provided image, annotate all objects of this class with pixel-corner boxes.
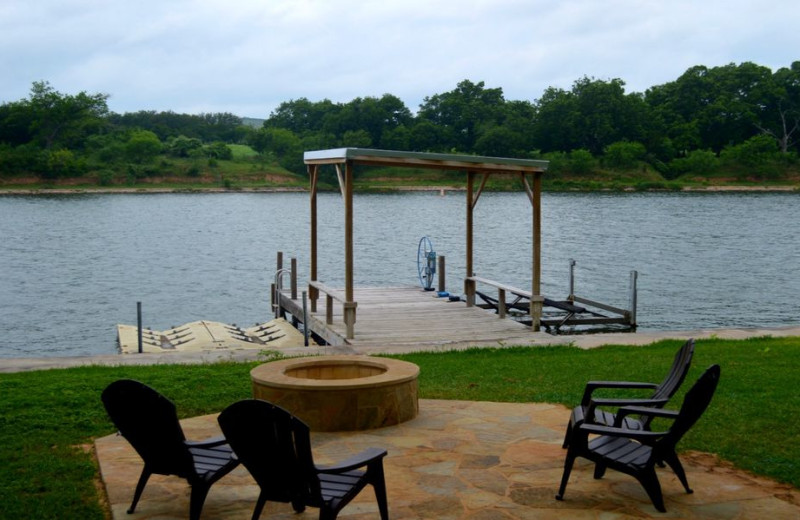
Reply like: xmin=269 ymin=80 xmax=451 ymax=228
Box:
xmin=278 ymin=286 xmax=553 ymax=349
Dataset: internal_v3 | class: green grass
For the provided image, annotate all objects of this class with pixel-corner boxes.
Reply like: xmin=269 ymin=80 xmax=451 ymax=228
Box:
xmin=0 ymin=337 xmax=797 ymax=518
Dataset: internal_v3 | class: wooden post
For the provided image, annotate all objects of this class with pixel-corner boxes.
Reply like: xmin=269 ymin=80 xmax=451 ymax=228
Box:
xmin=290 ymin=257 xmax=297 ymax=300
xmin=465 ymin=171 xmax=475 ymax=306
xmin=326 ymin=295 xmax=333 ymax=324
xmin=629 ymin=270 xmax=638 ymax=327
xmin=530 ymin=172 xmax=543 ymax=331
xmin=498 ymin=288 xmax=506 ymax=319
xmin=344 ymin=160 xmax=356 ymax=338
xmin=438 ymin=255 xmax=446 ymax=293
xmin=274 ymin=251 xmax=283 ymax=314
xmin=309 ymin=165 xmax=318 ymax=313
xmin=568 ymin=258 xmax=576 ymax=302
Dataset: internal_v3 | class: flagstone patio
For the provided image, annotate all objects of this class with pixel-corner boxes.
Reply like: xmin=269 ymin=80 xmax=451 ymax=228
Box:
xmin=95 ymin=399 xmax=800 ymax=519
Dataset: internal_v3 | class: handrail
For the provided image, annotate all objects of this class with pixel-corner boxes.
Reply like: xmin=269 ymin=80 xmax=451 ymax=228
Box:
xmin=308 ymin=281 xmax=347 ymax=303
xmin=308 ymin=280 xmax=357 ymax=339
xmin=464 ymin=276 xmax=543 ymax=320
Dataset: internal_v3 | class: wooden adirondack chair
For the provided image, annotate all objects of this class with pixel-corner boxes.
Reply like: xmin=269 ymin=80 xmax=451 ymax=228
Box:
xmin=563 ymin=339 xmax=695 ymax=448
xmin=218 ymin=399 xmax=389 ymax=520
xmin=556 ymin=364 xmax=721 ymax=512
xmin=101 ymin=379 xmax=239 ymax=520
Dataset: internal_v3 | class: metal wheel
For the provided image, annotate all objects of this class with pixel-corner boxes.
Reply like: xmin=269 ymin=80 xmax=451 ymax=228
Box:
xmin=417 ymin=236 xmax=436 ymax=290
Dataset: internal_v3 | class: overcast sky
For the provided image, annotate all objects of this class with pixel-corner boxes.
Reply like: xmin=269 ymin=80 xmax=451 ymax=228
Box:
xmin=2 ymin=0 xmax=798 ymax=118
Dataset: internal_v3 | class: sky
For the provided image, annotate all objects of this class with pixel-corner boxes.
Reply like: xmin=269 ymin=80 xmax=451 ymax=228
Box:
xmin=1 ymin=0 xmax=799 ymax=118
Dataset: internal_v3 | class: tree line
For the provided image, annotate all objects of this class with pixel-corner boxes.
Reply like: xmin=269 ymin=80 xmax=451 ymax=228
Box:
xmin=1 ymin=60 xmax=798 ymax=183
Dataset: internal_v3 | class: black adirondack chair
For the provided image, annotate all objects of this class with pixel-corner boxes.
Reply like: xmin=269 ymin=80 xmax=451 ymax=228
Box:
xmin=218 ymin=399 xmax=389 ymax=520
xmin=563 ymin=339 xmax=695 ymax=448
xmin=556 ymin=364 xmax=721 ymax=512
xmin=101 ymin=379 xmax=239 ymax=520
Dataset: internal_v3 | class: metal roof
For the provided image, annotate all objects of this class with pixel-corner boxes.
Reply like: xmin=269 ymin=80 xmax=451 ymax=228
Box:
xmin=303 ymin=148 xmax=548 ymax=173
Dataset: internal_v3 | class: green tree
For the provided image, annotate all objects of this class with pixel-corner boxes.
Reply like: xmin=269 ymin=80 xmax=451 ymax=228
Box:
xmin=603 ymin=140 xmax=647 ymax=168
xmin=203 ymin=141 xmax=233 ymax=160
xmin=125 ymin=130 xmax=162 ymax=164
xmin=755 ymin=61 xmax=800 ymax=154
xmin=25 ymin=81 xmax=109 ymax=150
xmin=417 ymin=80 xmax=506 ymax=151
xmin=167 ymin=135 xmax=203 ymax=157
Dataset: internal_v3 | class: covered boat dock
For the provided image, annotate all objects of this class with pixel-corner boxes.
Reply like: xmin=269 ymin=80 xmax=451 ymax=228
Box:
xmin=282 ymin=148 xmax=552 ymax=344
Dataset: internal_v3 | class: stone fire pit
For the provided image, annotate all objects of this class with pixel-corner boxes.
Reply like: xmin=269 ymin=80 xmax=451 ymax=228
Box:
xmin=250 ymin=355 xmax=419 ymax=431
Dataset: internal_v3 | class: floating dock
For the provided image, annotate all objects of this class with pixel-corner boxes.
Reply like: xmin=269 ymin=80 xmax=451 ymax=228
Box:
xmin=116 ymin=318 xmax=314 ymax=354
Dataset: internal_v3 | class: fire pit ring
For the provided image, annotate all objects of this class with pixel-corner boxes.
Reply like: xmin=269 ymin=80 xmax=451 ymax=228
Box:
xmin=250 ymin=355 xmax=419 ymax=431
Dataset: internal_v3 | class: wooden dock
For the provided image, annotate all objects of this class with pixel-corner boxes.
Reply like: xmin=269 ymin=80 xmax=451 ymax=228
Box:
xmin=276 ymin=286 xmax=554 ymax=349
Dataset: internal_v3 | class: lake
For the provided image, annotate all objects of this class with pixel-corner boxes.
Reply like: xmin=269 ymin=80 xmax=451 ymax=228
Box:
xmin=1 ymin=191 xmax=798 ymax=358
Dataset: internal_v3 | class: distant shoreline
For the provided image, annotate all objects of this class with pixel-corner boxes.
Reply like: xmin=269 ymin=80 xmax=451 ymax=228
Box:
xmin=0 ymin=184 xmax=797 ymax=195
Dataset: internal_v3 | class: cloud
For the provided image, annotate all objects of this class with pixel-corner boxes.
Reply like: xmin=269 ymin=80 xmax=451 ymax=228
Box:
xmin=1 ymin=0 xmax=799 ymax=117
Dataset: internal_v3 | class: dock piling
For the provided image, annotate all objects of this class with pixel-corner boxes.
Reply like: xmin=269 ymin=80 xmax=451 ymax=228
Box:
xmin=438 ymin=255 xmax=446 ymax=293
xmin=137 ymin=301 xmax=143 ymax=354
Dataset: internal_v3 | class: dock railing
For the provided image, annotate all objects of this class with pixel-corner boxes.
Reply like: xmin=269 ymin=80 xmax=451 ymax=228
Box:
xmin=308 ymin=280 xmax=357 ymax=340
xmin=465 ymin=276 xmax=544 ymax=329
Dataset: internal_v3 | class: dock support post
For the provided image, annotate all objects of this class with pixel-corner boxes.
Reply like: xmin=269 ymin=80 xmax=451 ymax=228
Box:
xmin=137 ymin=301 xmax=142 ymax=354
xmin=628 ymin=270 xmax=638 ymax=327
xmin=530 ymin=295 xmax=544 ymax=331
xmin=531 ymin=171 xmax=542 ymax=331
xmin=291 ymin=258 xmax=298 ymax=327
xmin=290 ymin=258 xmax=297 ymax=300
xmin=309 ymin=165 xmax=318 ymax=313
xmin=438 ymin=255 xmax=446 ymax=293
xmin=343 ymin=302 xmax=357 ymax=340
xmin=568 ymin=259 xmax=576 ymax=302
xmin=498 ymin=288 xmax=506 ymax=319
xmin=302 ymin=290 xmax=309 ymax=347
xmin=465 ymin=171 xmax=475 ymax=307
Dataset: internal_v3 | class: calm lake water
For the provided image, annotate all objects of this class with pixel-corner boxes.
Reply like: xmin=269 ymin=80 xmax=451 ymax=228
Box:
xmin=1 ymin=191 xmax=798 ymax=358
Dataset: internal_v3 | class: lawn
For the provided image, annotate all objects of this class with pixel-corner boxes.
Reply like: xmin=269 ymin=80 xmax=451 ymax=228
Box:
xmin=0 ymin=336 xmax=797 ymax=518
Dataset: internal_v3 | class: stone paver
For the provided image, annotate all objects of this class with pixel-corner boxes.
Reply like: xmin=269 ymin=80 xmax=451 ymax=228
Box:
xmin=95 ymin=399 xmax=800 ymax=519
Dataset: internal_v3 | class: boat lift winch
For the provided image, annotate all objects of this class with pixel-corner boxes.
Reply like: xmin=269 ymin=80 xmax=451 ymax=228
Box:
xmin=417 ymin=236 xmax=437 ymax=291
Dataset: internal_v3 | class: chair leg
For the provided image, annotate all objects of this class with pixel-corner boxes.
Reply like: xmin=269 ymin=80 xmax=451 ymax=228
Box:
xmin=128 ymin=468 xmax=152 ymax=514
xmin=593 ymin=463 xmax=607 ymax=480
xmin=555 ymin=452 xmax=577 ymax=501
xmin=189 ymin=483 xmax=211 ymax=520
xmin=561 ymin=420 xmax=572 ymax=449
xmin=369 ymin=462 xmax=389 ymax=520
xmin=663 ymin=452 xmax=693 ymax=494
xmin=251 ymin=491 xmax=268 ymax=520
xmin=635 ymin=468 xmax=666 ymax=513
xmin=291 ymin=498 xmax=306 ymax=513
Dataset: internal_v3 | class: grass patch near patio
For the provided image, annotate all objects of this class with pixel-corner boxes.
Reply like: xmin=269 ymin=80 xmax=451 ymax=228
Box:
xmin=0 ymin=336 xmax=797 ymax=518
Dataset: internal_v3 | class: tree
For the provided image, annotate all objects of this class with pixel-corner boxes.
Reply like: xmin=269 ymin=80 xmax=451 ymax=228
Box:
xmin=418 ymin=80 xmax=506 ymax=151
xmin=755 ymin=61 xmax=800 ymax=154
xmin=167 ymin=135 xmax=203 ymax=157
xmin=603 ymin=140 xmax=647 ymax=169
xmin=125 ymin=130 xmax=162 ymax=164
xmin=25 ymin=81 xmax=109 ymax=150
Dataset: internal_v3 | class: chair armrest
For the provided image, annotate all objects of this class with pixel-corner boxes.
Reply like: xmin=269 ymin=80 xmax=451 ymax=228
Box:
xmin=615 ymin=406 xmax=679 ymax=422
xmin=316 ymin=447 xmax=387 ymax=474
xmin=579 ymin=422 xmax=666 ymax=441
xmin=580 ymin=381 xmax=659 ymax=406
xmin=586 ymin=397 xmax=669 ymax=423
xmin=184 ymin=435 xmax=228 ymax=448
